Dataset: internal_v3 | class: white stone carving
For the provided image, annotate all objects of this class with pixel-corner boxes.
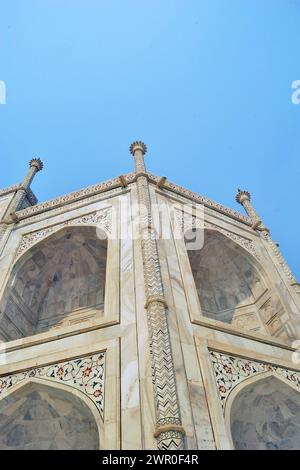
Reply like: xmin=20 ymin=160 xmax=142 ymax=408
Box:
xmin=15 ymin=174 xmax=136 ymax=220
xmin=15 ymin=208 xmax=112 ymax=260
xmin=151 ymin=174 xmax=251 ymax=225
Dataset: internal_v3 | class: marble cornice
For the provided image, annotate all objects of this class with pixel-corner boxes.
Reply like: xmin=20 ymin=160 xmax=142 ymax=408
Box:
xmin=12 ymin=171 xmax=249 ymax=226
xmin=15 ymin=173 xmax=137 ymax=220
xmin=0 ymin=183 xmax=22 ymax=197
xmin=147 ymin=174 xmax=251 ymax=226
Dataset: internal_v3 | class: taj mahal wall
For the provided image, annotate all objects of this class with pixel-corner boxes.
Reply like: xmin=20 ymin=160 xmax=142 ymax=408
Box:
xmin=0 ymin=157 xmax=299 ymax=449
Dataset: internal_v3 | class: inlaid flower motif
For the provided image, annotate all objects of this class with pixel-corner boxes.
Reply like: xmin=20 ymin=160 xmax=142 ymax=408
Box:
xmin=83 ymin=367 xmax=92 ymax=377
xmin=56 ymin=367 xmax=64 ymax=377
xmin=0 ymin=353 xmax=105 ymax=418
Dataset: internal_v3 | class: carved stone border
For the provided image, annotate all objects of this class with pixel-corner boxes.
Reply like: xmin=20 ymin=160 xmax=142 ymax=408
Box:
xmin=14 ymin=207 xmax=112 ymax=260
xmin=0 ymin=184 xmax=22 ymax=197
xmin=0 ymin=352 xmax=106 ymax=419
xmin=15 ymin=174 xmax=136 ymax=219
xmin=210 ymin=350 xmax=300 ymax=412
xmin=13 ymin=171 xmax=250 ymax=227
xmin=261 ymin=232 xmax=300 ymax=298
xmin=151 ymin=174 xmax=251 ymax=225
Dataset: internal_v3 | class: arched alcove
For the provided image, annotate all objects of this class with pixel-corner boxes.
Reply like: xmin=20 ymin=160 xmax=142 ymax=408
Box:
xmin=0 ymin=381 xmax=99 ymax=450
xmin=186 ymin=229 xmax=288 ymax=336
xmin=0 ymin=225 xmax=107 ymax=341
xmin=230 ymin=375 xmax=300 ymax=450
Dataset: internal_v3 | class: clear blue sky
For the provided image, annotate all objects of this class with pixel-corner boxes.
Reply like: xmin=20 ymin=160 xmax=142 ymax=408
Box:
xmin=0 ymin=0 xmax=299 ymax=277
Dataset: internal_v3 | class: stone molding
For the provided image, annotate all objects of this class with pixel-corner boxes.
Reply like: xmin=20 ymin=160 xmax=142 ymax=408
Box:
xmin=151 ymin=174 xmax=251 ymax=225
xmin=11 ymin=172 xmax=250 ymax=229
xmin=15 ymin=174 xmax=136 ymax=220
xmin=261 ymin=232 xmax=299 ymax=294
xmin=0 ymin=352 xmax=106 ymax=419
xmin=0 ymin=184 xmax=22 ymax=198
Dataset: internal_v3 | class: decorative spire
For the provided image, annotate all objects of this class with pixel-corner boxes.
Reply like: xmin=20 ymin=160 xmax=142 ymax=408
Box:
xmin=130 ymin=141 xmax=148 ymax=173
xmin=29 ymin=158 xmax=44 ymax=172
xmin=235 ymin=188 xmax=251 ymax=205
xmin=235 ymin=188 xmax=269 ymax=232
xmin=21 ymin=157 xmax=44 ymax=191
xmin=129 ymin=141 xmax=147 ymax=156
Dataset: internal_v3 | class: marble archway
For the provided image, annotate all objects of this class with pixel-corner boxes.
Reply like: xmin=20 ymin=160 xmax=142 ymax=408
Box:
xmin=0 ymin=225 xmax=107 ymax=341
xmin=186 ymin=229 xmax=289 ymax=337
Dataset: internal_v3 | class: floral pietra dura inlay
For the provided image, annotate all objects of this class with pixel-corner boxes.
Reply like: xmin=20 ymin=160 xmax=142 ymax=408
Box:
xmin=210 ymin=350 xmax=300 ymax=411
xmin=0 ymin=352 xmax=106 ymax=418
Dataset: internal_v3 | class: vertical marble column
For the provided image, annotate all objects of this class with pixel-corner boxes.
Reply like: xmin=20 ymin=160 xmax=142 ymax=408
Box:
xmin=235 ymin=189 xmax=266 ymax=230
xmin=236 ymin=189 xmax=300 ymax=295
xmin=5 ymin=158 xmax=43 ymax=220
xmin=0 ymin=158 xmax=43 ymax=249
xmin=130 ymin=141 xmax=185 ymax=450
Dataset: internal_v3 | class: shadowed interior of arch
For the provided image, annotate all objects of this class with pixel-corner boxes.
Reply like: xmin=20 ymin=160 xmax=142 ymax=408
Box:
xmin=0 ymin=381 xmax=99 ymax=450
xmin=230 ymin=375 xmax=300 ymax=450
xmin=0 ymin=226 xmax=107 ymax=341
xmin=186 ymin=229 xmax=292 ymax=339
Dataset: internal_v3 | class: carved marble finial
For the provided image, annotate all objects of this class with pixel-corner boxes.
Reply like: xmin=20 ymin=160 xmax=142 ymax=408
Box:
xmin=29 ymin=158 xmax=44 ymax=172
xmin=129 ymin=141 xmax=147 ymax=156
xmin=236 ymin=189 xmax=251 ymax=204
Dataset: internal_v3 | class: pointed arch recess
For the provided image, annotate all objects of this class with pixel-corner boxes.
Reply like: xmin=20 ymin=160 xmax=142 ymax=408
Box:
xmin=0 ymin=222 xmax=109 ymax=341
xmin=174 ymin=208 xmax=294 ymax=339
xmin=225 ymin=372 xmax=300 ymax=450
xmin=0 ymin=378 xmax=101 ymax=450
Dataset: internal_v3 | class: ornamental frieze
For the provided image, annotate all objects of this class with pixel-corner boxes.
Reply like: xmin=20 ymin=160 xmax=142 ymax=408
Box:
xmin=15 ymin=173 xmax=136 ymax=220
xmin=15 ymin=207 xmax=112 ymax=260
xmin=151 ymin=174 xmax=251 ymax=226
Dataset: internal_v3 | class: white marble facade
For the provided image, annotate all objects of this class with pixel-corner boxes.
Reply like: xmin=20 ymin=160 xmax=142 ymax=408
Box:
xmin=0 ymin=149 xmax=299 ymax=450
